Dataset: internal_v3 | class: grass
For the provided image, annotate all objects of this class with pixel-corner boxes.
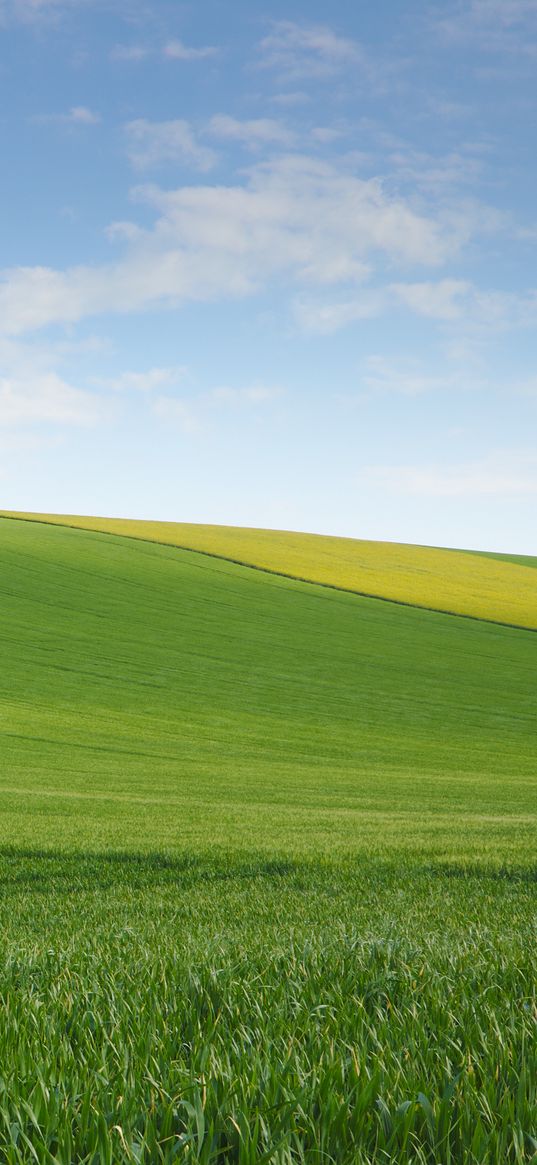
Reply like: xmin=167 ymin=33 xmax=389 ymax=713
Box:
xmin=1 ymin=852 xmax=537 ymax=1163
xmin=0 ymin=515 xmax=536 ymax=1162
xmin=2 ymin=509 xmax=537 ymax=630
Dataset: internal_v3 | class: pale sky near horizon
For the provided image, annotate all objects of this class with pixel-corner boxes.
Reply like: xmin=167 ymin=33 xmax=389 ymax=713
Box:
xmin=1 ymin=0 xmax=536 ymax=553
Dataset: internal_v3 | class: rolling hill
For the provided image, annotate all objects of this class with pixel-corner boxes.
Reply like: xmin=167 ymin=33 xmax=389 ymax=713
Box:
xmin=0 ymin=513 xmax=535 ymax=864
xmin=1 ymin=510 xmax=537 ymax=630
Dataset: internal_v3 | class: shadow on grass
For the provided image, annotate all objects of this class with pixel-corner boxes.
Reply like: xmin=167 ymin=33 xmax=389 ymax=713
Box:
xmin=0 ymin=846 xmax=303 ymax=893
xmin=0 ymin=846 xmax=536 ymax=894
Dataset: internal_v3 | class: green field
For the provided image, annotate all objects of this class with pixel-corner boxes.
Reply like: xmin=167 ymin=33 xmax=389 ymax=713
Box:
xmin=0 ymin=515 xmax=536 ymax=1163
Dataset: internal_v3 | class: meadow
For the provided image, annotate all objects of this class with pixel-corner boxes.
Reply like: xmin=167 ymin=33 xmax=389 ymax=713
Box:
xmin=0 ymin=515 xmax=536 ymax=1163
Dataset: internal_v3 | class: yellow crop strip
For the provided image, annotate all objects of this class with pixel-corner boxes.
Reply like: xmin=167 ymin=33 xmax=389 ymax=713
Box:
xmin=2 ymin=511 xmax=536 ymax=630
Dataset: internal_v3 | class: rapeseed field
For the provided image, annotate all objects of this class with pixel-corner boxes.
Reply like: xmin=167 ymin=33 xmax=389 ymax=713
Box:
xmin=2 ymin=509 xmax=536 ymax=630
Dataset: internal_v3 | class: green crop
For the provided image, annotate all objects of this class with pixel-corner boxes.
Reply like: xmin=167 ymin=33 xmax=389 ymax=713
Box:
xmin=0 ymin=854 xmax=536 ymax=1163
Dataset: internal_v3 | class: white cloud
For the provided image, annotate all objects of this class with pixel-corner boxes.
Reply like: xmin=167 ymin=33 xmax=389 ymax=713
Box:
xmin=0 ymin=332 xmax=109 ymax=378
xmin=35 ymin=105 xmax=100 ymax=126
xmin=269 ymin=90 xmax=310 ymax=106
xmin=105 ymin=220 xmax=144 ymax=243
xmin=361 ymin=355 xmax=461 ymax=397
xmin=68 ymin=105 xmax=100 ymax=124
xmin=0 ymin=372 xmax=103 ymax=426
xmin=0 ymin=155 xmax=481 ymax=337
xmin=210 ymin=385 xmax=282 ymax=404
xmin=310 ymin=126 xmax=346 ymax=144
xmin=163 ymin=39 xmax=218 ymax=61
xmin=359 ymin=455 xmax=537 ymax=497
xmin=410 ymin=283 xmax=537 ymax=333
xmin=388 ymin=147 xmax=484 ymax=192
xmin=125 ymin=119 xmax=216 ymax=172
xmin=207 ymin=115 xmax=295 ymax=148
xmin=0 ymin=0 xmax=75 ymax=22
xmin=132 ymin=153 xmax=469 ymax=280
xmin=467 ymin=287 xmax=537 ymax=329
xmin=292 ymin=279 xmax=491 ymax=335
xmin=428 ymin=98 xmax=474 ymax=120
xmin=0 ymin=266 xmax=98 ymax=334
xmin=434 ymin=0 xmax=537 ymax=53
xmin=293 ymin=292 xmax=382 ymax=333
xmin=293 ymin=279 xmax=468 ymax=335
xmin=390 ymin=279 xmax=472 ymax=320
xmin=389 ymin=280 xmax=537 ymax=331
xmin=152 ymin=382 xmax=282 ymax=434
xmin=111 ymin=40 xmax=218 ymax=65
xmin=258 ymin=20 xmax=362 ymax=79
xmin=93 ymin=366 xmax=186 ymax=392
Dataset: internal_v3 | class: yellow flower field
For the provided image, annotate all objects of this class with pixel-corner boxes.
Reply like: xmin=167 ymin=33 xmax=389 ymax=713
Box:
xmin=2 ymin=511 xmax=536 ymax=630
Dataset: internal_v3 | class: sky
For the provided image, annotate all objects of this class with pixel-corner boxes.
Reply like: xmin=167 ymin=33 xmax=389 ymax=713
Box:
xmin=1 ymin=0 xmax=536 ymax=553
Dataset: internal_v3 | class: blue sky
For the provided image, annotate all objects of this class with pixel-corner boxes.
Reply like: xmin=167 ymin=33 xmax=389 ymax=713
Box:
xmin=1 ymin=0 xmax=536 ymax=552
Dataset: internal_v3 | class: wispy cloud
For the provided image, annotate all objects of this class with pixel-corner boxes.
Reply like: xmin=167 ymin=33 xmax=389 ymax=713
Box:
xmin=434 ymin=0 xmax=537 ymax=54
xmin=390 ymin=280 xmax=472 ymax=320
xmin=359 ymin=455 xmax=537 ymax=497
xmin=310 ymin=126 xmax=346 ymax=144
xmin=0 ymin=0 xmax=76 ymax=23
xmin=105 ymin=220 xmax=144 ymax=243
xmin=163 ymin=39 xmax=218 ymax=61
xmin=0 ymin=331 xmax=113 ymax=430
xmin=296 ymin=278 xmax=537 ymax=336
xmin=361 ymin=355 xmax=461 ymax=397
xmin=388 ymin=146 xmax=485 ymax=193
xmin=269 ymin=90 xmax=310 ymax=107
xmin=294 ymin=281 xmax=471 ymax=334
xmin=393 ymin=281 xmax=537 ymax=332
xmin=210 ymin=385 xmax=283 ymax=404
xmin=111 ymin=40 xmax=219 ymax=65
xmin=293 ymin=292 xmax=383 ymax=333
xmin=34 ymin=105 xmax=100 ymax=126
xmin=153 ymin=382 xmax=282 ymax=434
xmin=0 ymin=372 xmax=103 ymax=426
xmin=124 ymin=119 xmax=216 ymax=172
xmin=207 ymin=115 xmax=295 ymax=148
xmin=258 ymin=20 xmax=362 ymax=80
xmin=0 ymin=155 xmax=490 ymax=337
xmin=92 ymin=367 xmax=187 ymax=393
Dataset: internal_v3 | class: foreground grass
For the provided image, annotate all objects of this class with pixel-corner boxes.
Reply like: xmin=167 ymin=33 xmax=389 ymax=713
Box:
xmin=2 ymin=510 xmax=537 ymax=629
xmin=1 ymin=850 xmax=536 ymax=1164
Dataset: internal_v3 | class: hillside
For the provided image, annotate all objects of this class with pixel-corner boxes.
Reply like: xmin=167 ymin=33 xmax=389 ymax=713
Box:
xmin=1 ymin=513 xmax=537 ymax=1162
xmin=0 ymin=514 xmax=535 ymax=864
xmin=1 ymin=510 xmax=536 ymax=631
